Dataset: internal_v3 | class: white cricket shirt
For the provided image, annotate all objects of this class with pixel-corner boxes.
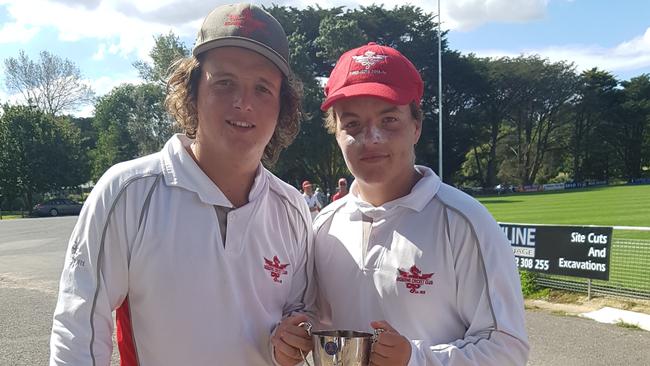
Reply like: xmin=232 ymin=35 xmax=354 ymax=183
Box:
xmin=310 ymin=166 xmax=529 ymax=366
xmin=50 ymin=134 xmax=313 ymax=366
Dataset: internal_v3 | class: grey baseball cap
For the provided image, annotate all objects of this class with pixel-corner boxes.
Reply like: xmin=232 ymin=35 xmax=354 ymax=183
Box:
xmin=193 ymin=3 xmax=290 ymax=76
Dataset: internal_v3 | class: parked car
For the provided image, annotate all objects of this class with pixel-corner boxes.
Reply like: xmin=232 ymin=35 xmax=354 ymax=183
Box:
xmin=32 ymin=198 xmax=83 ymax=217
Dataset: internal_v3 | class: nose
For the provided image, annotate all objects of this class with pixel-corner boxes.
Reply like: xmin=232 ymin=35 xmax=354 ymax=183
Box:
xmin=232 ymin=85 xmax=253 ymax=111
xmin=362 ymin=125 xmax=384 ymax=145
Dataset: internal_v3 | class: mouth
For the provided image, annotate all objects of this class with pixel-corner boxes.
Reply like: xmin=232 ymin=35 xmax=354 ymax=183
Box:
xmin=227 ymin=120 xmax=255 ymax=129
xmin=359 ymin=153 xmax=389 ymax=162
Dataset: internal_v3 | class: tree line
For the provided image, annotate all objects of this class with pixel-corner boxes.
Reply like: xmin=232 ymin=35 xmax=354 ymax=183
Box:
xmin=1 ymin=5 xmax=649 ymax=210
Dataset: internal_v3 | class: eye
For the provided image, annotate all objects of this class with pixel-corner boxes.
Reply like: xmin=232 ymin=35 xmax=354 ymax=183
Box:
xmin=383 ymin=116 xmax=398 ymax=123
xmin=256 ymin=84 xmax=273 ymax=95
xmin=342 ymin=120 xmax=360 ymax=129
xmin=215 ymin=79 xmax=233 ymax=88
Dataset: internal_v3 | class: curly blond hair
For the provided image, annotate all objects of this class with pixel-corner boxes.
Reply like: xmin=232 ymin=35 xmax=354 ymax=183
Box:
xmin=322 ymin=101 xmax=424 ymax=134
xmin=165 ymin=55 xmax=303 ymax=166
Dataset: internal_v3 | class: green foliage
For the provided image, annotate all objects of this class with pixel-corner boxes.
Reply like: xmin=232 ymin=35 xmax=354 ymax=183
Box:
xmin=614 ymin=320 xmax=642 ymax=330
xmin=519 ymin=270 xmax=540 ymax=296
xmin=133 ymin=32 xmax=190 ymax=85
xmin=315 ymin=15 xmax=366 ymax=61
xmin=0 ymin=104 xmax=86 ymax=209
xmin=616 ymin=74 xmax=650 ymax=180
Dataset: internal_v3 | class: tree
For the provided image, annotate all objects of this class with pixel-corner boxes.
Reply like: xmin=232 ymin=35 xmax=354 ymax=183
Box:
xmin=4 ymin=50 xmax=94 ymax=115
xmin=0 ymin=104 xmax=85 ymax=209
xmin=569 ymin=69 xmax=620 ymax=181
xmin=613 ymin=75 xmax=650 ymax=180
xmin=91 ymin=86 xmax=139 ymax=180
xmin=502 ymin=56 xmax=578 ymax=185
xmin=133 ymin=32 xmax=190 ymax=86
xmin=89 ymin=31 xmax=187 ymax=181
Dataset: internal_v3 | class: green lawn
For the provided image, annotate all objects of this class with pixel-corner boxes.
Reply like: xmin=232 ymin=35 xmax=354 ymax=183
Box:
xmin=477 ymin=185 xmax=650 ymax=240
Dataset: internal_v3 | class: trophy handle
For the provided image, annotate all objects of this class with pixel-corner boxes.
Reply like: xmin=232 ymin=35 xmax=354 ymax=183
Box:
xmin=298 ymin=322 xmax=313 ymax=366
xmin=372 ymin=328 xmax=385 ymax=343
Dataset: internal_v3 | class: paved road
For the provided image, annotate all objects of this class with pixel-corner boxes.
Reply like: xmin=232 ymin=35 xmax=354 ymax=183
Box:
xmin=2 ymin=216 xmax=649 ymax=365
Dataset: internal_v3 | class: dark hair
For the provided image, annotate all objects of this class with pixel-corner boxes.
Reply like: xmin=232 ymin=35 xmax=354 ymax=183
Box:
xmin=165 ymin=55 xmax=303 ymax=166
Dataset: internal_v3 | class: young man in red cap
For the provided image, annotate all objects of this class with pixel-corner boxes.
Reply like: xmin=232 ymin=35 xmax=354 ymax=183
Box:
xmin=309 ymin=43 xmax=529 ymax=365
xmin=50 ymin=3 xmax=312 ymax=365
xmin=331 ymin=177 xmax=349 ymax=201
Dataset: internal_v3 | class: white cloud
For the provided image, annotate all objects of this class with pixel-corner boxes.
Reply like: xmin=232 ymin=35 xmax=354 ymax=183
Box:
xmin=0 ymin=0 xmax=201 ymax=61
xmin=444 ymin=0 xmax=548 ymax=31
xmin=89 ymin=73 xmax=142 ymax=96
xmin=0 ymin=0 xmax=552 ymax=63
xmin=0 ymin=21 xmax=40 ymax=43
xmin=466 ymin=26 xmax=650 ymax=79
xmin=0 ymin=87 xmax=23 ymax=105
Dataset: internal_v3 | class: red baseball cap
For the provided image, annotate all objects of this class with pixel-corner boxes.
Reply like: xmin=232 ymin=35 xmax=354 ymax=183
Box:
xmin=338 ymin=178 xmax=347 ymax=185
xmin=320 ymin=42 xmax=424 ymax=111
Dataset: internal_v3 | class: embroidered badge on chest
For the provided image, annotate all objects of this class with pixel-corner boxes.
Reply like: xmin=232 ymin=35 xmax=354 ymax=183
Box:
xmin=263 ymin=255 xmax=290 ymax=283
xmin=397 ymin=265 xmax=434 ymax=294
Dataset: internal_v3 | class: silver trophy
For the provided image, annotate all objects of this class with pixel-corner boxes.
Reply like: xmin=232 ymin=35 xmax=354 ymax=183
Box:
xmin=299 ymin=322 xmax=382 ymax=366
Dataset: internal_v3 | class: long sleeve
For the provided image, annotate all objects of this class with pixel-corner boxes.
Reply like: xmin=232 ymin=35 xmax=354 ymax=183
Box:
xmin=406 ymin=207 xmax=529 ymax=366
xmin=50 ymin=172 xmax=135 ymax=365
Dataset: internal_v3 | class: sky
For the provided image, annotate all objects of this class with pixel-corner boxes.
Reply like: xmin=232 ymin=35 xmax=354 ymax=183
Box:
xmin=0 ymin=0 xmax=649 ymax=116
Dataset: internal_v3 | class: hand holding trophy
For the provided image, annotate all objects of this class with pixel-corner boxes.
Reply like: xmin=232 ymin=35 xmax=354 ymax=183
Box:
xmin=298 ymin=321 xmax=389 ymax=366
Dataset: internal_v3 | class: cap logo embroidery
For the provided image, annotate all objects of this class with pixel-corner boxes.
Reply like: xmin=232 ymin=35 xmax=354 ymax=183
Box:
xmin=224 ymin=8 xmax=267 ymax=36
xmin=397 ymin=265 xmax=434 ymax=294
xmin=264 ymin=255 xmax=289 ymax=283
xmin=352 ymin=51 xmax=387 ymax=69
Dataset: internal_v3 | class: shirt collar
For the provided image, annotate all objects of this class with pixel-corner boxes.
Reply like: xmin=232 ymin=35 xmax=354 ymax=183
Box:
xmin=342 ymin=165 xmax=440 ymax=217
xmin=160 ymin=134 xmax=266 ymax=207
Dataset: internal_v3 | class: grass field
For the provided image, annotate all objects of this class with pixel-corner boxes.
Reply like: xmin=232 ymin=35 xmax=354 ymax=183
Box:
xmin=477 ymin=184 xmax=650 ymax=240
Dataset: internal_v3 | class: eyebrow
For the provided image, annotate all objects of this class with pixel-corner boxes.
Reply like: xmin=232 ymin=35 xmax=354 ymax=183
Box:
xmin=379 ymin=106 xmax=400 ymax=114
xmin=208 ymin=71 xmax=279 ymax=89
xmin=339 ymin=106 xmax=401 ymax=119
xmin=338 ymin=111 xmax=359 ymax=119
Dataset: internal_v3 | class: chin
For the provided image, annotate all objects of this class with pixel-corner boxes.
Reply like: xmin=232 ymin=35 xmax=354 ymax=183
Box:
xmin=350 ymin=169 xmax=389 ymax=186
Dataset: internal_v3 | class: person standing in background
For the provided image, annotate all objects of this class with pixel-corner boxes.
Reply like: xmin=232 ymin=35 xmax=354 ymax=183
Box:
xmin=302 ymin=180 xmax=322 ymax=219
xmin=331 ymin=177 xmax=349 ymax=201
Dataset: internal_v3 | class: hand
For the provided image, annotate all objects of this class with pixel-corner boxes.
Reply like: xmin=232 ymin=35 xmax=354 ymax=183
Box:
xmin=271 ymin=314 xmax=313 ymax=366
xmin=370 ymin=320 xmax=411 ymax=366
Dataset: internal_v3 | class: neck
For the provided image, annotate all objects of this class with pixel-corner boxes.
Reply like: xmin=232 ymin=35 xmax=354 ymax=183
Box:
xmin=355 ymin=168 xmax=422 ymax=207
xmin=188 ymin=142 xmax=259 ymax=207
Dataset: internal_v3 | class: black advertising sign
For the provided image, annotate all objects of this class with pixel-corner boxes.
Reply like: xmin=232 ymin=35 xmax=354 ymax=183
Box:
xmin=499 ymin=223 xmax=612 ymax=280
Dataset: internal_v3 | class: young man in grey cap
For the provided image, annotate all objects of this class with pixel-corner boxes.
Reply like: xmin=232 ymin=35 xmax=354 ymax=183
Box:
xmin=50 ymin=3 xmax=312 ymax=365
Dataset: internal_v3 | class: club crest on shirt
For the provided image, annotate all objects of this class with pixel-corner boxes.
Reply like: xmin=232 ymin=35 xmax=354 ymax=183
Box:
xmin=264 ymin=255 xmax=289 ymax=283
xmin=397 ymin=265 xmax=434 ymax=294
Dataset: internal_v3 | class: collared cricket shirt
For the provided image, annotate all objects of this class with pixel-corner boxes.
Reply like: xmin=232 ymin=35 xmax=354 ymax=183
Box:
xmin=50 ymin=134 xmax=313 ymax=366
xmin=311 ymin=166 xmax=529 ymax=366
